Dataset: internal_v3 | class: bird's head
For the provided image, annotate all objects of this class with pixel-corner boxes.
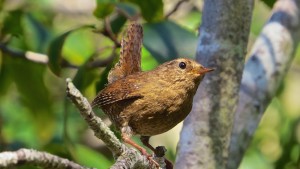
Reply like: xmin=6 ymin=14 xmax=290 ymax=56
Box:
xmin=157 ymin=58 xmax=214 ymax=84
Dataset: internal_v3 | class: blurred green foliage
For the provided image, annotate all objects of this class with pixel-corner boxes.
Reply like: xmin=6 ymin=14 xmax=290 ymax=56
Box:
xmin=0 ymin=0 xmax=299 ymax=169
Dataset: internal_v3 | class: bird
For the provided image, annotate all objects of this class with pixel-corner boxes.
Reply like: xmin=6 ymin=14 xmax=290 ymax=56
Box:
xmin=91 ymin=58 xmax=213 ymax=167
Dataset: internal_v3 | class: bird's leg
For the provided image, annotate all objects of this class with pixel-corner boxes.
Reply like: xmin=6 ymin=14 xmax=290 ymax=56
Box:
xmin=140 ymin=136 xmax=174 ymax=169
xmin=140 ymin=136 xmax=156 ymax=152
xmin=121 ymin=133 xmax=149 ymax=156
xmin=121 ymin=127 xmax=159 ymax=167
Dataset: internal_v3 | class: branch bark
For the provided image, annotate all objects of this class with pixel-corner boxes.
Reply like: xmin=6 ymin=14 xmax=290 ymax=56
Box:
xmin=66 ymin=78 xmax=164 ymax=169
xmin=176 ymin=0 xmax=254 ymax=168
xmin=228 ymin=0 xmax=300 ymax=168
xmin=0 ymin=148 xmax=88 ymax=169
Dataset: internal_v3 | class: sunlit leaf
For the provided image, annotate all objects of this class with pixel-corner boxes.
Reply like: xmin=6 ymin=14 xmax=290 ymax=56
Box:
xmin=62 ymin=29 xmax=95 ymax=66
xmin=176 ymin=11 xmax=201 ymax=31
xmin=48 ymin=25 xmax=94 ymax=76
xmin=73 ymin=144 xmax=112 ymax=169
xmin=143 ymin=20 xmax=197 ymax=62
xmin=141 ymin=47 xmax=158 ymax=71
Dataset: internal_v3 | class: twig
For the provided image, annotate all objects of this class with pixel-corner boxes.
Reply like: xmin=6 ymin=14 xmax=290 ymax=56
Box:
xmin=0 ymin=43 xmax=76 ymax=67
xmin=100 ymin=18 xmax=121 ymax=47
xmin=0 ymin=148 xmax=89 ymax=169
xmin=0 ymin=43 xmax=113 ymax=69
xmin=65 ymin=78 xmax=163 ymax=169
xmin=0 ymin=43 xmax=48 ymax=64
xmin=165 ymin=0 xmax=189 ymax=18
xmin=87 ymin=47 xmax=116 ymax=68
xmin=66 ymin=78 xmax=125 ymax=156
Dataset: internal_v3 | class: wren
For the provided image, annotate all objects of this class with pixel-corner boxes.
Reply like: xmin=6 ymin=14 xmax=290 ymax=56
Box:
xmin=91 ymin=58 xmax=213 ymax=167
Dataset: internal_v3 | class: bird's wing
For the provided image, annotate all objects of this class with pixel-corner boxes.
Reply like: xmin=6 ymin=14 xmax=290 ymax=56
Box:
xmin=107 ymin=22 xmax=143 ymax=83
xmin=91 ymin=81 xmax=143 ymax=108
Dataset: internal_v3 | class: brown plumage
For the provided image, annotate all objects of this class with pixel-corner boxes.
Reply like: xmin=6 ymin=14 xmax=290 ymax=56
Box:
xmin=91 ymin=58 xmax=213 ymax=164
xmin=92 ymin=19 xmax=213 ymax=169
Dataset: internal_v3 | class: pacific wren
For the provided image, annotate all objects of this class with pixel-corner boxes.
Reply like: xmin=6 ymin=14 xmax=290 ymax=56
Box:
xmin=91 ymin=58 xmax=213 ymax=162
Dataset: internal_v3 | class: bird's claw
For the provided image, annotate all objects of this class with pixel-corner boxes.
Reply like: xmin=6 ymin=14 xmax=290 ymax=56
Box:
xmin=140 ymin=149 xmax=160 ymax=168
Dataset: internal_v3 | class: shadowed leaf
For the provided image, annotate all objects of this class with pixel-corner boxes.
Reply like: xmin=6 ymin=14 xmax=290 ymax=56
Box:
xmin=2 ymin=10 xmax=23 ymax=36
xmin=126 ymin=0 xmax=163 ymax=22
xmin=93 ymin=0 xmax=117 ymax=19
xmin=260 ymin=0 xmax=276 ymax=8
xmin=143 ymin=21 xmax=197 ymax=62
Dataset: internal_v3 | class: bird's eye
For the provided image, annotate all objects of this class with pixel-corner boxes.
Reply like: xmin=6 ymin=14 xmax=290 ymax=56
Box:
xmin=179 ymin=62 xmax=186 ymax=69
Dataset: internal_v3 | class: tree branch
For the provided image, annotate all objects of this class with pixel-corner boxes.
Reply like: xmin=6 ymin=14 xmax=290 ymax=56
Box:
xmin=228 ymin=0 xmax=300 ymax=168
xmin=176 ymin=0 xmax=254 ymax=168
xmin=66 ymin=78 xmax=125 ymax=156
xmin=165 ymin=0 xmax=189 ymax=18
xmin=0 ymin=43 xmax=49 ymax=65
xmin=0 ymin=43 xmax=114 ymax=69
xmin=0 ymin=148 xmax=88 ymax=169
xmin=98 ymin=18 xmax=121 ymax=48
xmin=66 ymin=78 xmax=164 ymax=169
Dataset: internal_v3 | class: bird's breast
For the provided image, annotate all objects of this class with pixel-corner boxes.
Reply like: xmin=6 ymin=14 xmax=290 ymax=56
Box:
xmin=123 ymin=79 xmax=196 ymax=136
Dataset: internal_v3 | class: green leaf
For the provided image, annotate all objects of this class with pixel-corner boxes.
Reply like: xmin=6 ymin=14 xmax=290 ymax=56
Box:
xmin=0 ymin=0 xmax=5 ymax=10
xmin=93 ymin=0 xmax=117 ymax=19
xmin=1 ymin=97 xmax=40 ymax=147
xmin=108 ymin=14 xmax=127 ymax=34
xmin=48 ymin=25 xmax=93 ymax=76
xmin=95 ymin=61 xmax=113 ymax=92
xmin=2 ymin=10 xmax=23 ymax=36
xmin=62 ymin=29 xmax=95 ymax=66
xmin=73 ymin=65 xmax=99 ymax=93
xmin=126 ymin=0 xmax=163 ymax=22
xmin=72 ymin=144 xmax=112 ymax=169
xmin=0 ymin=55 xmax=12 ymax=96
xmin=141 ymin=47 xmax=158 ymax=71
xmin=48 ymin=31 xmax=72 ymax=76
xmin=7 ymin=59 xmax=51 ymax=113
xmin=115 ymin=2 xmax=140 ymax=19
xmin=5 ymin=57 xmax=55 ymax=144
xmin=176 ymin=11 xmax=202 ymax=31
xmin=23 ymin=13 xmax=52 ymax=52
xmin=143 ymin=20 xmax=198 ymax=62
xmin=260 ymin=0 xmax=276 ymax=8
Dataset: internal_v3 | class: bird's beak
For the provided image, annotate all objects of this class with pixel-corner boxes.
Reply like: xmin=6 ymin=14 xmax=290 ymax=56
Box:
xmin=199 ymin=67 xmax=214 ymax=74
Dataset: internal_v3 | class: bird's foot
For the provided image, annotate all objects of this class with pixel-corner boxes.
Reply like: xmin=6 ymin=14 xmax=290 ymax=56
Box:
xmin=140 ymin=148 xmax=160 ymax=168
xmin=154 ymin=146 xmax=173 ymax=169
xmin=121 ymin=134 xmax=160 ymax=168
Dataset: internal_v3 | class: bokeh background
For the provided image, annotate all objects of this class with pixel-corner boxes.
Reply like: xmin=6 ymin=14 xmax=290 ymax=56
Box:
xmin=0 ymin=0 xmax=299 ymax=168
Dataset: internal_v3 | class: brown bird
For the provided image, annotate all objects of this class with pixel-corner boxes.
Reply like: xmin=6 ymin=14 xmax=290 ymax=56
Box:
xmin=91 ymin=58 xmax=213 ymax=166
